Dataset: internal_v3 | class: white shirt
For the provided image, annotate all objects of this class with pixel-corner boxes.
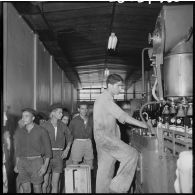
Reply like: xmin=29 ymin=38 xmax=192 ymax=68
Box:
xmin=54 ymin=126 xmax=57 ymax=140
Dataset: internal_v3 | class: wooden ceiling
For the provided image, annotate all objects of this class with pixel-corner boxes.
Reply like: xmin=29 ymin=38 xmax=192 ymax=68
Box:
xmin=12 ymin=2 xmax=166 ymax=89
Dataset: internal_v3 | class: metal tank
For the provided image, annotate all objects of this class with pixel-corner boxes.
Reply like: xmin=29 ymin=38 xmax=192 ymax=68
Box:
xmin=149 ymin=4 xmax=193 ymax=97
xmin=150 ymin=5 xmax=193 ymax=55
xmin=163 ymin=53 xmax=193 ymax=97
xmin=163 ymin=13 xmax=193 ymax=97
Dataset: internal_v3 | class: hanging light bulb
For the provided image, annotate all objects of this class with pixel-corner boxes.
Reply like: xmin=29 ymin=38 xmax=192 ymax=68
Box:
xmin=111 ymin=33 xmax=117 ymax=50
xmin=104 ymin=68 xmax=110 ymax=77
xmin=107 ymin=32 xmax=117 ymax=50
xmin=108 ymin=34 xmax=113 ymax=50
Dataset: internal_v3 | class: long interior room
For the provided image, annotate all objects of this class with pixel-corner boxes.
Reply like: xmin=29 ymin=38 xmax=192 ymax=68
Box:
xmin=2 ymin=1 xmax=193 ymax=193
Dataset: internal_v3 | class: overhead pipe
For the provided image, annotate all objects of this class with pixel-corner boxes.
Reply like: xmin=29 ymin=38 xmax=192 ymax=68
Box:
xmin=141 ymin=47 xmax=152 ymax=100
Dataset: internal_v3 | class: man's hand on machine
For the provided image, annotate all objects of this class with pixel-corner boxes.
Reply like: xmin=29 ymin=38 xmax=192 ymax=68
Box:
xmin=138 ymin=119 xmax=156 ymax=134
xmin=146 ymin=119 xmax=156 ymax=134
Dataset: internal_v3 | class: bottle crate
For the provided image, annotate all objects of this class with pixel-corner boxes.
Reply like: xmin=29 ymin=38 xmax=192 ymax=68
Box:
xmin=159 ymin=127 xmax=192 ymax=156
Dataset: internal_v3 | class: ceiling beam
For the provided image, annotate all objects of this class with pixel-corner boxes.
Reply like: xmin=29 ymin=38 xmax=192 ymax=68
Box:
xmin=12 ymin=2 xmax=81 ymax=88
xmin=42 ymin=2 xmax=110 ymax=13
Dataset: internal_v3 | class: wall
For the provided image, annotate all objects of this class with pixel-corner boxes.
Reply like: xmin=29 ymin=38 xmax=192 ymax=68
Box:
xmin=127 ymin=79 xmax=143 ymax=100
xmin=36 ymin=39 xmax=50 ymax=112
xmin=52 ymin=59 xmax=62 ymax=104
xmin=3 ymin=5 xmax=78 ymax=192
xmin=4 ymin=3 xmax=34 ymax=115
xmin=72 ymin=85 xmax=78 ymax=112
xmin=63 ymin=71 xmax=74 ymax=112
xmin=3 ymin=3 xmax=77 ymax=117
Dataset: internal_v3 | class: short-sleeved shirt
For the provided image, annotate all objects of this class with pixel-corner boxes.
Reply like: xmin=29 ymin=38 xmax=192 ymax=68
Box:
xmin=14 ymin=123 xmax=52 ymax=158
xmin=41 ymin=120 xmax=73 ymax=149
xmin=69 ymin=115 xmax=93 ymax=139
xmin=93 ymin=90 xmax=128 ymax=142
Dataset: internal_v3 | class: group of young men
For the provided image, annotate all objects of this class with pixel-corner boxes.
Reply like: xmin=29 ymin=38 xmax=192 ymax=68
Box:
xmin=11 ymin=73 xmax=148 ymax=193
xmin=14 ymin=101 xmax=93 ymax=193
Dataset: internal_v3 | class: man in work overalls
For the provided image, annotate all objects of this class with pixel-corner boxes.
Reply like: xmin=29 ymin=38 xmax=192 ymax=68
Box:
xmin=93 ymin=74 xmax=147 ymax=193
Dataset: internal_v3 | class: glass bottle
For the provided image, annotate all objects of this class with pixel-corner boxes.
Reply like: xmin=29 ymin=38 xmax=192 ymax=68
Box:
xmin=176 ymin=104 xmax=185 ymax=132
xmin=169 ymin=102 xmax=177 ymax=131
xmin=162 ymin=105 xmax=170 ymax=129
xmin=151 ymin=104 xmax=157 ymax=128
xmin=157 ymin=103 xmax=163 ymax=128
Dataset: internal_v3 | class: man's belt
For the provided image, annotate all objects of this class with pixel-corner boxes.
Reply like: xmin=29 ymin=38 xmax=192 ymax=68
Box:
xmin=23 ymin=155 xmax=41 ymax=160
xmin=52 ymin=148 xmax=63 ymax=151
xmin=75 ymin=138 xmax=90 ymax=141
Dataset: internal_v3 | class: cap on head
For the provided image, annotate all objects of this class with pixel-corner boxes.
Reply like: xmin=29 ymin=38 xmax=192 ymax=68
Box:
xmin=49 ymin=103 xmax=63 ymax=113
xmin=21 ymin=108 xmax=37 ymax=117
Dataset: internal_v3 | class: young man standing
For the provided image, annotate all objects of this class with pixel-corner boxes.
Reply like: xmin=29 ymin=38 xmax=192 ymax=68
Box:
xmin=14 ymin=108 xmax=52 ymax=193
xmin=69 ymin=102 xmax=94 ymax=169
xmin=3 ymin=111 xmax=10 ymax=193
xmin=41 ymin=104 xmax=73 ymax=193
xmin=61 ymin=111 xmax=70 ymax=126
xmin=93 ymin=74 xmax=147 ymax=193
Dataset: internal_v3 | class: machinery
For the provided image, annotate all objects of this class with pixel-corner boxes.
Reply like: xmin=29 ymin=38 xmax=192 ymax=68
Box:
xmin=129 ymin=4 xmax=193 ymax=193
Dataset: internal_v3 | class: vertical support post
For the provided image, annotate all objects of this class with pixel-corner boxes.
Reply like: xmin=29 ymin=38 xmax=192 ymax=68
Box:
xmin=71 ymin=84 xmax=74 ymax=113
xmin=3 ymin=3 xmax=8 ymax=109
xmin=124 ymin=81 xmax=127 ymax=101
xmin=50 ymin=56 xmax=53 ymax=105
xmin=133 ymin=83 xmax=136 ymax=99
xmin=77 ymin=88 xmax=79 ymax=102
xmin=33 ymin=34 xmax=38 ymax=110
xmin=61 ymin=70 xmax=64 ymax=105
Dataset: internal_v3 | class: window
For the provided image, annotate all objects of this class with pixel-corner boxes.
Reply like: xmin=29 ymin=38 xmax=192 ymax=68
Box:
xmin=78 ymin=88 xmax=101 ymax=101
xmin=78 ymin=88 xmax=125 ymax=101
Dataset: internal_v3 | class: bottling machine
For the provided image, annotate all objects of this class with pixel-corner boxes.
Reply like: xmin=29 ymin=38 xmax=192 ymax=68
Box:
xmin=128 ymin=4 xmax=193 ymax=193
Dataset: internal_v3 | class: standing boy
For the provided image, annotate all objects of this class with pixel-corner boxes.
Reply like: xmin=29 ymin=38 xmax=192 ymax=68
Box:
xmin=14 ymin=108 xmax=52 ymax=193
xmin=69 ymin=102 xmax=94 ymax=169
xmin=41 ymin=104 xmax=73 ymax=193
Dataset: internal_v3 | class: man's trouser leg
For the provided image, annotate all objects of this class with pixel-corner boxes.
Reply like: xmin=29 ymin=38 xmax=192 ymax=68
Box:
xmin=83 ymin=139 xmax=94 ymax=169
xmin=96 ymin=148 xmax=116 ymax=193
xmin=95 ymin=134 xmax=138 ymax=193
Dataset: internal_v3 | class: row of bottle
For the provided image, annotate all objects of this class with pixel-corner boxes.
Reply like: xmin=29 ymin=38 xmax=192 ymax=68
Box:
xmin=136 ymin=101 xmax=193 ymax=134
xmin=160 ymin=102 xmax=192 ymax=134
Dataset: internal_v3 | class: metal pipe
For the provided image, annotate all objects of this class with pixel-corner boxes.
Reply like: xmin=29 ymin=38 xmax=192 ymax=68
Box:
xmin=141 ymin=47 xmax=152 ymax=99
xmin=146 ymin=79 xmax=152 ymax=102
xmin=139 ymin=100 xmax=167 ymax=134
xmin=152 ymin=78 xmax=159 ymax=101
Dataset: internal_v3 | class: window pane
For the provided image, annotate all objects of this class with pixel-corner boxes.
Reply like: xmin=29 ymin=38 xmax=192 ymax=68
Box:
xmin=78 ymin=88 xmax=125 ymax=101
